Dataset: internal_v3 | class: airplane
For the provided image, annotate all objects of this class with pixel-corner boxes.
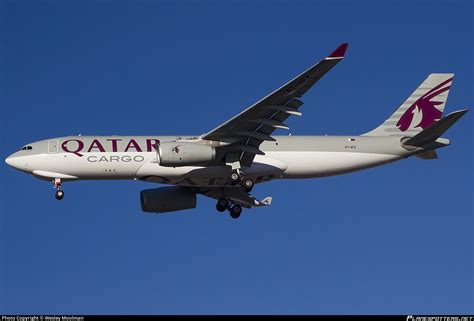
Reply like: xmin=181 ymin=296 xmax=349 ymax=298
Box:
xmin=5 ymin=43 xmax=468 ymax=219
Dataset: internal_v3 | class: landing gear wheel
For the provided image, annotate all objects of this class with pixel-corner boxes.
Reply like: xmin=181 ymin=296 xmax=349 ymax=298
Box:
xmin=53 ymin=178 xmax=64 ymax=200
xmin=229 ymin=171 xmax=241 ymax=185
xmin=216 ymin=198 xmax=228 ymax=212
xmin=55 ymin=189 xmax=64 ymax=200
xmin=229 ymin=205 xmax=242 ymax=219
xmin=242 ymin=177 xmax=254 ymax=192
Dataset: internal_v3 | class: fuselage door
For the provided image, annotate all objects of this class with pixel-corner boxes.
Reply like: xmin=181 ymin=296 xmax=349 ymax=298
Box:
xmin=48 ymin=139 xmax=58 ymax=153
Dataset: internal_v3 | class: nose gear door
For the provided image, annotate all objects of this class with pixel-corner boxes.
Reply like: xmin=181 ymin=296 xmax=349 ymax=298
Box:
xmin=48 ymin=139 xmax=58 ymax=153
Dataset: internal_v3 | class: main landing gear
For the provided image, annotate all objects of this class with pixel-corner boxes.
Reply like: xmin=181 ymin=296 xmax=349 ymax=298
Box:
xmin=53 ymin=178 xmax=64 ymax=200
xmin=228 ymin=170 xmax=254 ymax=192
xmin=216 ymin=197 xmax=243 ymax=219
xmin=229 ymin=204 xmax=242 ymax=219
xmin=216 ymin=198 xmax=229 ymax=212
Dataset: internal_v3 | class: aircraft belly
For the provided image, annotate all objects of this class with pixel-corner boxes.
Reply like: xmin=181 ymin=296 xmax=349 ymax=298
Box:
xmin=136 ymin=155 xmax=287 ymax=187
xmin=271 ymin=151 xmax=402 ymax=178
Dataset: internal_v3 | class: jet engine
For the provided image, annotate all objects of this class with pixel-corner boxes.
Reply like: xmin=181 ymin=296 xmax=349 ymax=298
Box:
xmin=140 ymin=186 xmax=197 ymax=213
xmin=157 ymin=142 xmax=216 ymax=166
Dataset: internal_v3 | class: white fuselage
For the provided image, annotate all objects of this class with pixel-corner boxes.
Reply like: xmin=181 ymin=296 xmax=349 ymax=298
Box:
xmin=6 ymin=135 xmax=411 ymax=187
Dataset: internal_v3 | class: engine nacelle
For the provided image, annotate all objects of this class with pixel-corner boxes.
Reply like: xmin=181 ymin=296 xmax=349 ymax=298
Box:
xmin=157 ymin=142 xmax=216 ymax=166
xmin=140 ymin=187 xmax=197 ymax=213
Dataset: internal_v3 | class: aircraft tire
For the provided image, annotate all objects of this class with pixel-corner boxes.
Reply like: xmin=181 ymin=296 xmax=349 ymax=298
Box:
xmin=242 ymin=178 xmax=254 ymax=192
xmin=229 ymin=171 xmax=240 ymax=185
xmin=55 ymin=189 xmax=64 ymax=200
xmin=229 ymin=205 xmax=242 ymax=219
xmin=216 ymin=198 xmax=228 ymax=212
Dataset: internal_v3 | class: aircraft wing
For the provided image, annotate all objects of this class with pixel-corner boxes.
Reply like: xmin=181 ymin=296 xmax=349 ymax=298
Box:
xmin=200 ymin=43 xmax=348 ymax=167
xmin=198 ymin=186 xmax=272 ymax=208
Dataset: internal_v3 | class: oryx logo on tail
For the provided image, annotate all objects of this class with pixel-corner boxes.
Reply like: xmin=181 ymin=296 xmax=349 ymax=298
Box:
xmin=363 ymin=73 xmax=454 ymax=137
xmin=397 ymin=77 xmax=453 ymax=132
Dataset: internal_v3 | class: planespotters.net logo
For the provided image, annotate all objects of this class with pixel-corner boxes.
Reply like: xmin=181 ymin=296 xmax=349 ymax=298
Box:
xmin=407 ymin=316 xmax=474 ymax=321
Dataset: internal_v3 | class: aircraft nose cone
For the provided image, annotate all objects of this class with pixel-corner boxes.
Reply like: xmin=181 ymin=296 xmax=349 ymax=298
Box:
xmin=5 ymin=154 xmax=22 ymax=170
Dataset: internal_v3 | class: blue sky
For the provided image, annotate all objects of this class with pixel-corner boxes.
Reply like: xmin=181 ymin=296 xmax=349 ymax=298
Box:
xmin=1 ymin=0 xmax=472 ymax=315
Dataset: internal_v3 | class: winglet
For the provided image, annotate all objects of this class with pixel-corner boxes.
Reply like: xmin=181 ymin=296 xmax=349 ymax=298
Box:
xmin=260 ymin=197 xmax=272 ymax=206
xmin=327 ymin=43 xmax=348 ymax=59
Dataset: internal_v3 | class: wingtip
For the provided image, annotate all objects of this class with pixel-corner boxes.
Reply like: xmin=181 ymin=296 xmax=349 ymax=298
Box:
xmin=261 ymin=197 xmax=272 ymax=206
xmin=452 ymin=108 xmax=469 ymax=116
xmin=327 ymin=43 xmax=348 ymax=59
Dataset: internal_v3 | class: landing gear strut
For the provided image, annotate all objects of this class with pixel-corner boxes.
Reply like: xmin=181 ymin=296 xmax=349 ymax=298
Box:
xmin=53 ymin=178 xmax=64 ymax=200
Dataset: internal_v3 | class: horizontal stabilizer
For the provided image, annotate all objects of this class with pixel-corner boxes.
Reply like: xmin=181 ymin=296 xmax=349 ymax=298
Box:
xmin=402 ymin=109 xmax=468 ymax=147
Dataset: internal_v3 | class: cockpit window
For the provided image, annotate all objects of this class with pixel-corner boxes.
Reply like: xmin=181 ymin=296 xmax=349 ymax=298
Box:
xmin=19 ymin=145 xmax=33 ymax=151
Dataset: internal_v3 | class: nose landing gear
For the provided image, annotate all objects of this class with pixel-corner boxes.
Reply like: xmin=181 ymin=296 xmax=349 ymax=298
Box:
xmin=55 ymin=189 xmax=64 ymax=200
xmin=53 ymin=178 xmax=64 ymax=200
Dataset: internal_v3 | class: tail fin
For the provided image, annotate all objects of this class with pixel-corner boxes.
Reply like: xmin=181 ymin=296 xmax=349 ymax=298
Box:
xmin=363 ymin=73 xmax=454 ymax=136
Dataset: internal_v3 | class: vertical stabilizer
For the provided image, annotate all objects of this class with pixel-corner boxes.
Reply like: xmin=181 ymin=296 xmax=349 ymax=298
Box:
xmin=363 ymin=74 xmax=453 ymax=136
